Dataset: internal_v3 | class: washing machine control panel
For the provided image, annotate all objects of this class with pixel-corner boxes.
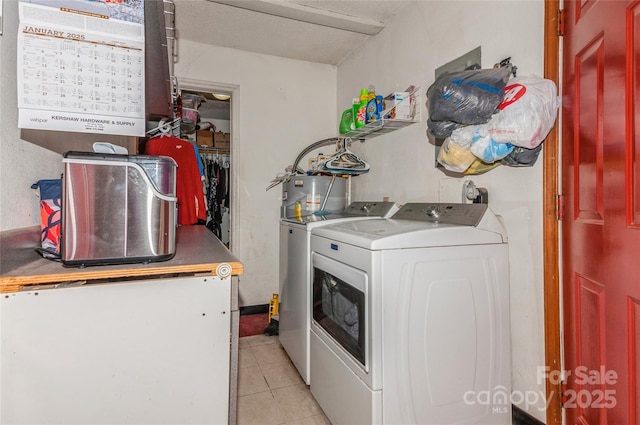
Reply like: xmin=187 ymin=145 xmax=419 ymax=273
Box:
xmin=392 ymin=203 xmax=487 ymax=226
xmin=344 ymin=201 xmax=398 ymax=217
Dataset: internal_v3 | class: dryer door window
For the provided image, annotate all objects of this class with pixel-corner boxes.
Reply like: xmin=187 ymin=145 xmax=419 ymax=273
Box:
xmin=311 ymin=253 xmax=367 ymax=367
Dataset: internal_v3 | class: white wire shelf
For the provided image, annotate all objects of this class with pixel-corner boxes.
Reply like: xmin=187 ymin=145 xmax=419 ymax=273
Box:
xmin=340 ymin=117 xmax=419 ymax=140
xmin=339 ymin=87 xmax=421 ymax=140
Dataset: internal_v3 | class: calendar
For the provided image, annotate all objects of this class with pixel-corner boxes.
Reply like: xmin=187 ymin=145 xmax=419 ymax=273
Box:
xmin=18 ymin=0 xmax=146 ymax=136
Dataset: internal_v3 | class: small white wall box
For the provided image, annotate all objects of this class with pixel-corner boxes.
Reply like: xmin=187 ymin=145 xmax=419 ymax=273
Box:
xmin=384 ymin=92 xmax=412 ymax=120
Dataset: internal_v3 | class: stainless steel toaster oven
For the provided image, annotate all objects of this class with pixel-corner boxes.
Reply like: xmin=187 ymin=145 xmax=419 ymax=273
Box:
xmin=61 ymin=151 xmax=178 ymax=267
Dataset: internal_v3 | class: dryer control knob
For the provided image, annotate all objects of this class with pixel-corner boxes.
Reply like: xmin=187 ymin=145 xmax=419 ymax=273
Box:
xmin=424 ymin=205 xmax=440 ymax=219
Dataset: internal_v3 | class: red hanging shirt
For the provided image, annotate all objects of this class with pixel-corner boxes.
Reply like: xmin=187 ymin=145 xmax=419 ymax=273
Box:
xmin=146 ymin=135 xmax=206 ymax=225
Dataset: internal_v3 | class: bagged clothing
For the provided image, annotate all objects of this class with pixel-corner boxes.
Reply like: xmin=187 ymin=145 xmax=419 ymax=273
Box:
xmin=501 ymin=144 xmax=543 ymax=167
xmin=470 ymin=135 xmax=514 ymax=163
xmin=426 ymin=117 xmax=464 ymax=139
xmin=464 ymin=158 xmax=502 ymax=175
xmin=427 ymin=65 xmax=512 ymax=125
xmin=437 ymin=134 xmax=476 ymax=173
xmin=484 ymin=75 xmax=559 ymax=148
xmin=31 ymin=179 xmax=62 ymax=257
xmin=449 ymin=126 xmax=514 ymax=164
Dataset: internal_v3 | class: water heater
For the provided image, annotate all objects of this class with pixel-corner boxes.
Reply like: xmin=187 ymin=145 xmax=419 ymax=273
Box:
xmin=281 ymin=175 xmax=347 ymax=218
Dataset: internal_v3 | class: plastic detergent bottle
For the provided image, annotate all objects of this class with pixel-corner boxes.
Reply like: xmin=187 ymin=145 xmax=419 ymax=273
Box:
xmin=354 ymin=88 xmax=368 ymax=128
xmin=351 ymin=98 xmax=360 ymax=129
xmin=339 ymin=108 xmax=355 ymax=134
xmin=365 ymin=98 xmax=378 ymax=123
xmin=375 ymin=95 xmax=383 ymax=117
xmin=368 ymin=84 xmax=376 ymax=97
xmin=294 ymin=201 xmax=302 ymax=221
xmin=365 ymin=85 xmax=377 ymax=122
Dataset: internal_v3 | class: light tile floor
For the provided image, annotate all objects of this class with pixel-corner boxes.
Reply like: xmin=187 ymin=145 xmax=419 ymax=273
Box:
xmin=237 ymin=334 xmax=331 ymax=425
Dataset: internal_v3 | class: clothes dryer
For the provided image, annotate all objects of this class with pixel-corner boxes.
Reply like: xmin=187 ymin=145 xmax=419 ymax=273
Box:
xmin=309 ymin=203 xmax=511 ymax=425
xmin=279 ymin=201 xmax=397 ymax=385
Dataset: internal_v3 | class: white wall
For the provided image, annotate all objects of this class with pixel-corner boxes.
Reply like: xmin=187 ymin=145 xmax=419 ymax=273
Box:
xmin=174 ymin=41 xmax=337 ymax=308
xmin=0 ymin=0 xmax=64 ymax=231
xmin=338 ymin=1 xmax=546 ymax=420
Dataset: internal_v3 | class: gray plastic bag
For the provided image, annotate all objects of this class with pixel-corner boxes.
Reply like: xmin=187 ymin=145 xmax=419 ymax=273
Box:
xmin=427 ymin=65 xmax=512 ymax=125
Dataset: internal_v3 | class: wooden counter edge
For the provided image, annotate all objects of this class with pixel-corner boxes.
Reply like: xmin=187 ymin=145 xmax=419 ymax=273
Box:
xmin=0 ymin=262 xmax=244 ymax=293
xmin=1 ymin=225 xmax=243 ymax=293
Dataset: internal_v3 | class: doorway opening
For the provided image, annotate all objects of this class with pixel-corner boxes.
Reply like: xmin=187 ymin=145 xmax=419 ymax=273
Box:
xmin=177 ymin=77 xmax=240 ymax=253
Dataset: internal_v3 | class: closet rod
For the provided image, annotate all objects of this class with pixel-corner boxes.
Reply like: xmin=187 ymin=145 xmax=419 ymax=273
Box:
xmin=198 ymin=146 xmax=230 ymax=153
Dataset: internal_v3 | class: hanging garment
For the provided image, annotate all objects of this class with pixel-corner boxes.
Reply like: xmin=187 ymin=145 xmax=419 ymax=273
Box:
xmin=223 ymin=159 xmax=230 ymax=208
xmin=199 ymin=153 xmax=221 ymax=239
xmin=198 ymin=151 xmax=232 ymax=241
xmin=216 ymin=161 xmax=226 ymax=213
xmin=209 ymin=159 xmax=221 ymax=224
xmin=146 ymin=135 xmax=206 ymax=225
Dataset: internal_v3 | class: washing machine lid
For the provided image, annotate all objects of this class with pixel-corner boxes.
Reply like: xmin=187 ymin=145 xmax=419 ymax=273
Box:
xmin=311 ymin=203 xmax=507 ymax=250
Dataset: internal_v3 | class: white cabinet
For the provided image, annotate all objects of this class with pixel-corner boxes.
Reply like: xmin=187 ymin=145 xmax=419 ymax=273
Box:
xmin=1 ymin=275 xmax=231 ymax=425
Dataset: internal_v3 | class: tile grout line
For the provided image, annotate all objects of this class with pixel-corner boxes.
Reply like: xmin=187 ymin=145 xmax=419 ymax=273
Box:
xmin=237 ymin=336 xmax=331 ymax=425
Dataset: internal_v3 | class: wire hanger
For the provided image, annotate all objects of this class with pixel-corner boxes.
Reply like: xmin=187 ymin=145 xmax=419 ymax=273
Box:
xmin=146 ymin=117 xmax=180 ymax=137
xmin=321 ymin=138 xmax=370 ymax=174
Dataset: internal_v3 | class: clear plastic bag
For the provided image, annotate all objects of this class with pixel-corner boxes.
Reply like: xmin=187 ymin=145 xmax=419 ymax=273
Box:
xmin=449 ymin=126 xmax=514 ymax=164
xmin=484 ymin=75 xmax=559 ymax=148
xmin=427 ymin=65 xmax=512 ymax=125
xmin=464 ymin=158 xmax=502 ymax=175
xmin=470 ymin=135 xmax=514 ymax=163
xmin=436 ymin=135 xmax=476 ymax=173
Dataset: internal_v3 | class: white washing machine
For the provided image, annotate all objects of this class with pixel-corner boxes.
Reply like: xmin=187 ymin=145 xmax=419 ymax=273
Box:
xmin=279 ymin=201 xmax=398 ymax=385
xmin=309 ymin=203 xmax=511 ymax=425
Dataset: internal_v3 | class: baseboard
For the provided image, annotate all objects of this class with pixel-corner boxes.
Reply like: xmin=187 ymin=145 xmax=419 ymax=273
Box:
xmin=239 ymin=304 xmax=269 ymax=316
xmin=512 ymin=405 xmax=545 ymax=425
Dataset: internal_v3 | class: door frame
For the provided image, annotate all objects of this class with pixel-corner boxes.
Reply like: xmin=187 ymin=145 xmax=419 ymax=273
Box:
xmin=543 ymin=1 xmax=562 ymax=424
xmin=176 ymin=77 xmax=241 ymax=253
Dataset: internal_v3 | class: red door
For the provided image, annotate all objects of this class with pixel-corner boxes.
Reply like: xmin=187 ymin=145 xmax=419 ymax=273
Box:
xmin=562 ymin=0 xmax=640 ymax=423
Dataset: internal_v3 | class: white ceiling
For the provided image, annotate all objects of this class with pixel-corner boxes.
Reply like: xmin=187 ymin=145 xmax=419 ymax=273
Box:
xmin=173 ymin=0 xmax=409 ymax=120
xmin=174 ymin=0 xmax=409 ymax=66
